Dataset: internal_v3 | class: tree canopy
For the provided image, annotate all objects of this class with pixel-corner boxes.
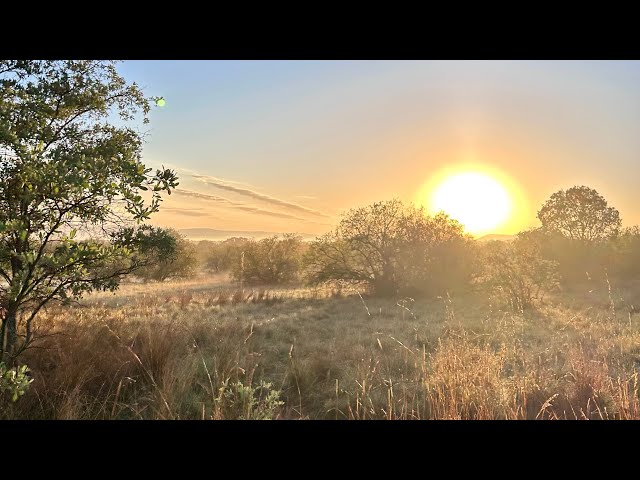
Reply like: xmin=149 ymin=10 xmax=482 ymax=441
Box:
xmin=537 ymin=186 xmax=621 ymax=242
xmin=304 ymin=199 xmax=474 ymax=297
xmin=0 ymin=60 xmax=178 ymax=360
xmin=135 ymin=229 xmax=197 ymax=282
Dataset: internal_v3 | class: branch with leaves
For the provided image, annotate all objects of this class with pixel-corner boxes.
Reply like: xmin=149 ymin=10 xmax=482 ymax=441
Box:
xmin=0 ymin=60 xmax=179 ymax=360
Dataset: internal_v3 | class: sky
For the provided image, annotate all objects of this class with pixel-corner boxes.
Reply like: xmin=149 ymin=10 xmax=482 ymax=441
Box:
xmin=117 ymin=60 xmax=640 ymax=237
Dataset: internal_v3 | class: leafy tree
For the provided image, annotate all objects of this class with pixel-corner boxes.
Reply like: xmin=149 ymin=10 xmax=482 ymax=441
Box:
xmin=537 ymin=186 xmax=621 ymax=242
xmin=136 ymin=229 xmax=197 ymax=282
xmin=0 ymin=60 xmax=178 ymax=360
xmin=304 ymin=199 xmax=473 ymax=297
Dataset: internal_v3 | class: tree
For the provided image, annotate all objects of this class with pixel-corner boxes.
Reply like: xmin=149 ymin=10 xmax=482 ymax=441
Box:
xmin=304 ymin=199 xmax=473 ymax=297
xmin=135 ymin=229 xmax=197 ymax=282
xmin=537 ymin=186 xmax=621 ymax=242
xmin=0 ymin=60 xmax=178 ymax=360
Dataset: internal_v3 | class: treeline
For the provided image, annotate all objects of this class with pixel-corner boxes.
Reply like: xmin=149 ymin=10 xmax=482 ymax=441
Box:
xmin=145 ymin=186 xmax=640 ymax=311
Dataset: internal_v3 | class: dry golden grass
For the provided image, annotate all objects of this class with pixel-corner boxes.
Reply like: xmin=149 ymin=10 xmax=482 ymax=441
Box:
xmin=3 ymin=275 xmax=640 ymax=419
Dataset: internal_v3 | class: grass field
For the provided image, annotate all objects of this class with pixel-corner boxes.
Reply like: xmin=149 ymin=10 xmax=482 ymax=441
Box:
xmin=4 ymin=273 xmax=640 ymax=420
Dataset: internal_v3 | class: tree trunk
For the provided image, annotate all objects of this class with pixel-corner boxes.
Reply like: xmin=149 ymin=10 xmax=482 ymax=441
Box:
xmin=2 ymin=308 xmax=18 ymax=360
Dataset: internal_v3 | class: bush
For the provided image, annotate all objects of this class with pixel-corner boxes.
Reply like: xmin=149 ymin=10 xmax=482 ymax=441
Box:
xmin=216 ymin=380 xmax=284 ymax=420
xmin=304 ymin=199 xmax=475 ymax=297
xmin=398 ymin=219 xmax=478 ymax=297
xmin=202 ymin=237 xmax=250 ymax=274
xmin=230 ymin=234 xmax=304 ymax=286
xmin=609 ymin=226 xmax=640 ymax=281
xmin=136 ymin=229 xmax=197 ymax=282
xmin=517 ymin=228 xmax=615 ymax=286
xmin=481 ymin=235 xmax=560 ymax=311
xmin=0 ymin=363 xmax=33 ymax=404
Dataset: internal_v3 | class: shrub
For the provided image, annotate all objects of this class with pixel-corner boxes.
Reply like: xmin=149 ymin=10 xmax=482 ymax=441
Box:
xmin=0 ymin=362 xmax=33 ymax=404
xmin=609 ymin=226 xmax=640 ymax=281
xmin=230 ymin=234 xmax=304 ymax=286
xmin=304 ymin=199 xmax=474 ymax=297
xmin=136 ymin=229 xmax=197 ymax=282
xmin=203 ymin=237 xmax=250 ymax=274
xmin=481 ymin=234 xmax=560 ymax=311
xmin=216 ymin=380 xmax=284 ymax=420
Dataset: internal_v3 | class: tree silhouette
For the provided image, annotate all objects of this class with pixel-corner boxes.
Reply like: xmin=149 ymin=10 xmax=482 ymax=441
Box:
xmin=537 ymin=186 xmax=621 ymax=242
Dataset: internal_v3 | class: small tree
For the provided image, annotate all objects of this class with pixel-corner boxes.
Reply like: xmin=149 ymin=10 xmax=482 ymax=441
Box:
xmin=0 ymin=61 xmax=178 ymax=360
xmin=537 ymin=186 xmax=621 ymax=242
xmin=136 ymin=229 xmax=197 ymax=282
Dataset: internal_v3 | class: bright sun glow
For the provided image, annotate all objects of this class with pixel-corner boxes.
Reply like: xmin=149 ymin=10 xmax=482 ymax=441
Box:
xmin=428 ymin=171 xmax=513 ymax=236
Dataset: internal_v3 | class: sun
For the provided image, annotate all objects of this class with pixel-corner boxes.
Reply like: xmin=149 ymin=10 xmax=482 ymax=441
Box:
xmin=425 ymin=170 xmax=515 ymax=236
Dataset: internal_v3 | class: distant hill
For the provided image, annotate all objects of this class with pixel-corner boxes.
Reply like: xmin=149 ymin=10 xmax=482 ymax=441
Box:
xmin=476 ymin=234 xmax=515 ymax=242
xmin=179 ymin=228 xmax=318 ymax=241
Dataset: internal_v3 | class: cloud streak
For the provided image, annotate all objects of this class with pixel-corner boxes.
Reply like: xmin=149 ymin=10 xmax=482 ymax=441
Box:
xmin=167 ymin=165 xmax=256 ymax=188
xmin=160 ymin=207 xmax=213 ymax=218
xmin=172 ymin=189 xmax=230 ymax=204
xmin=173 ymin=189 xmax=308 ymax=222
xmin=191 ymin=174 xmax=330 ymax=218
xmin=231 ymin=205 xmax=309 ymax=220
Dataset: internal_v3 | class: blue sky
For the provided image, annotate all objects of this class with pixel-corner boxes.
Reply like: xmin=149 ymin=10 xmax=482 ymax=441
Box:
xmin=117 ymin=60 xmax=640 ymax=235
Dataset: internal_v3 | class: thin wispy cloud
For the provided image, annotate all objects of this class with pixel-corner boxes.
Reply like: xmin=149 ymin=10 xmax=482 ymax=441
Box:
xmin=173 ymin=188 xmax=308 ymax=222
xmin=172 ymin=189 xmax=231 ymax=204
xmin=160 ymin=207 xmax=214 ymax=218
xmin=167 ymin=165 xmax=256 ymax=189
xmin=191 ymin=174 xmax=330 ymax=219
xmin=231 ymin=205 xmax=307 ymax=221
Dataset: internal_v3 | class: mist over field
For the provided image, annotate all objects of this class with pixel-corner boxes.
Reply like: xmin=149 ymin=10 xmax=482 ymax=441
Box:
xmin=1 ymin=60 xmax=639 ymax=420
